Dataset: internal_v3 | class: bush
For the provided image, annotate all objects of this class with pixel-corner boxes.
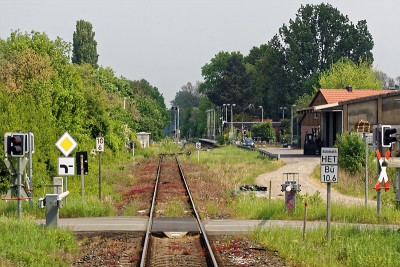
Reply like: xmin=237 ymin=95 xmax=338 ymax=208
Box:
xmin=335 ymin=131 xmax=375 ymax=174
xmin=251 ymin=122 xmax=275 ymax=142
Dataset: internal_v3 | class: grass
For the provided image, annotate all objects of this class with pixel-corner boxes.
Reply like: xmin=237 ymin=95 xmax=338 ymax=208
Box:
xmin=232 ymin=192 xmax=400 ymax=223
xmin=310 ymin=161 xmax=398 ymax=204
xmin=250 ymin=226 xmax=400 ymax=267
xmin=0 ymin=216 xmax=77 ymax=267
xmin=1 ymin=143 xmax=400 ymax=266
xmin=184 ymin=145 xmax=284 ymax=187
xmin=163 ymin=200 xmax=187 ymax=217
xmin=179 ymin=145 xmax=284 ymax=218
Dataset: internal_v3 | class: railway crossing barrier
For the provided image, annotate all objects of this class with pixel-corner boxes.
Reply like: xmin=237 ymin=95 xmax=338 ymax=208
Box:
xmin=38 ymin=191 xmax=69 ymax=227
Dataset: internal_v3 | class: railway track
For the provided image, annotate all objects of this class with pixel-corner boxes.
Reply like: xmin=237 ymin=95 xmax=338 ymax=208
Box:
xmin=139 ymin=154 xmax=218 ymax=267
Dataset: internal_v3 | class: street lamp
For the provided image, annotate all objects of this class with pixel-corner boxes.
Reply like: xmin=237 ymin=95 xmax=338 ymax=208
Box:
xmin=279 ymin=106 xmax=287 ymax=119
xmin=241 ymin=104 xmax=253 ymax=142
xmin=291 ymin=104 xmax=296 ymax=142
xmin=259 ymin=106 xmax=264 ymax=122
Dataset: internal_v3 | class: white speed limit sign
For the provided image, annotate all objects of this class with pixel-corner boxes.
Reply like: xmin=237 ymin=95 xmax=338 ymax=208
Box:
xmin=96 ymin=137 xmax=105 ymax=152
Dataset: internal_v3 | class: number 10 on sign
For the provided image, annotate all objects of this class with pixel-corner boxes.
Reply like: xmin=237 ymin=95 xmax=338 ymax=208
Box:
xmin=321 ymin=165 xmax=338 ymax=183
xmin=96 ymin=137 xmax=104 ymax=152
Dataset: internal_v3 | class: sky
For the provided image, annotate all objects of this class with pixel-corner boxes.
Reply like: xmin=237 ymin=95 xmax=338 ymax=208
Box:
xmin=1 ymin=1 xmax=400 ymax=106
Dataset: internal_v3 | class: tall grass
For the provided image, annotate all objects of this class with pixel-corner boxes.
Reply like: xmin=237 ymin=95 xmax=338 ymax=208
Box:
xmin=233 ymin=192 xmax=400 ymax=223
xmin=250 ymin=226 xmax=400 ymax=267
xmin=179 ymin=146 xmax=284 ymax=218
xmin=0 ymin=216 xmax=77 ymax=267
xmin=311 ymin=161 xmax=398 ymax=204
xmin=184 ymin=146 xmax=284 ymax=185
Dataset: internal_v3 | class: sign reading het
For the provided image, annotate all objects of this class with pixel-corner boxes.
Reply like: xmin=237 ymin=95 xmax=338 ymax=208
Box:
xmin=321 ymin=147 xmax=338 ymax=183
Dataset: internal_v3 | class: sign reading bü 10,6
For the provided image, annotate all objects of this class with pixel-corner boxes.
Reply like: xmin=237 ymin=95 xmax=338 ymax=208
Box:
xmin=320 ymin=147 xmax=338 ymax=183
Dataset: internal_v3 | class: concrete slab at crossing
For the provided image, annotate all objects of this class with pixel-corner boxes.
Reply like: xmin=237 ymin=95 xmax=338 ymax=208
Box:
xmin=151 ymin=217 xmax=200 ymax=233
xmin=36 ymin=217 xmax=399 ymax=233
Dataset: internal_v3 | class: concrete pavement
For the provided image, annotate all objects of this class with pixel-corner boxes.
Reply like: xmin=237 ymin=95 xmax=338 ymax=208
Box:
xmin=37 ymin=216 xmax=399 ymax=234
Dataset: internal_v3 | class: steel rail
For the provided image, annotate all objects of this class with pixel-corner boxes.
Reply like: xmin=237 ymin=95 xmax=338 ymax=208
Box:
xmin=175 ymin=155 xmax=219 ymax=267
xmin=139 ymin=155 xmax=162 ymax=267
xmin=140 ymin=154 xmax=218 ymax=267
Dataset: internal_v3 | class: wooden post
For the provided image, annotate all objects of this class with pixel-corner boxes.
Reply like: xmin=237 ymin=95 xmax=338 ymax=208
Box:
xmin=303 ymin=202 xmax=308 ymax=240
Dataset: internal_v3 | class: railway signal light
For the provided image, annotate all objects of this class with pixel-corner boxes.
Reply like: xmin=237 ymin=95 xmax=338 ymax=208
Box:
xmin=382 ymin=125 xmax=397 ymax=148
xmin=9 ymin=133 xmax=27 ymax=157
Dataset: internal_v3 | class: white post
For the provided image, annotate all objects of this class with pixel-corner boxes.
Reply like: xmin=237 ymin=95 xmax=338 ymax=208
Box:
xmin=223 ymin=104 xmax=227 ymax=130
xmin=231 ymin=104 xmax=236 ymax=137
xmin=225 ymin=104 xmax=228 ymax=125
xmin=280 ymin=106 xmax=287 ymax=119
xmin=213 ymin=108 xmax=216 ymax=139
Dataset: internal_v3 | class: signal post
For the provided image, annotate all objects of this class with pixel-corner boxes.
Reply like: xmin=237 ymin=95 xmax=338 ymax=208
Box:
xmin=320 ymin=147 xmax=338 ymax=242
xmin=374 ymin=124 xmax=398 ymax=216
xmin=3 ymin=132 xmax=34 ymax=218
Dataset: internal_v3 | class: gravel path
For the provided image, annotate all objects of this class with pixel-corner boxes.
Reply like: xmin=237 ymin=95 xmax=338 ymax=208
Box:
xmin=256 ymin=147 xmax=376 ymax=206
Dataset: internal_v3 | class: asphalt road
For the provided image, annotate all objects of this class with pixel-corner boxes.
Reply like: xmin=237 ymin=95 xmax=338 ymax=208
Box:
xmin=256 ymin=147 xmax=377 ymax=206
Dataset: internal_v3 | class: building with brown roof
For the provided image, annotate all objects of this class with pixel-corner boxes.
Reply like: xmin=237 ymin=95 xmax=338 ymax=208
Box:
xmin=299 ymin=87 xmax=400 ymax=149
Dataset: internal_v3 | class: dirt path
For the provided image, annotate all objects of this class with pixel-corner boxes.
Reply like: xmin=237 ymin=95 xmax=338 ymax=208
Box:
xmin=256 ymin=147 xmax=376 ymax=206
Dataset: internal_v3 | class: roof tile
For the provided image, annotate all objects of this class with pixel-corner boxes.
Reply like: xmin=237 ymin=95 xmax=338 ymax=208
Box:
xmin=319 ymin=89 xmax=393 ymax=104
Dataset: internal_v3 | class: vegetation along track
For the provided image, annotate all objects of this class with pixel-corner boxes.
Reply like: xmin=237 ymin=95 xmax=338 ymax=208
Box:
xmin=140 ymin=154 xmax=218 ymax=267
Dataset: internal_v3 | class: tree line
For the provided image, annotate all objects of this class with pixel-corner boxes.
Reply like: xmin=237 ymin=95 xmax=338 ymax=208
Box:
xmin=0 ymin=21 xmax=169 ymax=191
xmin=172 ymin=3 xmax=397 ymax=141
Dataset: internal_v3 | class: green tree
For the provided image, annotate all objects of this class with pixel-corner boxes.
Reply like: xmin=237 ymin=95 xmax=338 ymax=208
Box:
xmin=279 ymin=119 xmax=290 ymax=142
xmin=250 ymin=37 xmax=288 ymax=119
xmin=251 ymin=122 xmax=275 ymax=142
xmin=129 ymin=80 xmax=169 ymax=141
xmin=245 ymin=4 xmax=374 ymax=121
xmin=171 ymin=82 xmax=202 ymax=139
xmin=278 ymin=3 xmax=374 ymax=96
xmin=72 ymin=20 xmax=99 ymax=68
xmin=0 ymin=30 xmax=170 ymax=192
xmin=199 ymin=51 xmax=253 ymax=111
xmin=319 ymin=57 xmax=381 ymax=89
xmin=197 ymin=96 xmax=213 ymax=138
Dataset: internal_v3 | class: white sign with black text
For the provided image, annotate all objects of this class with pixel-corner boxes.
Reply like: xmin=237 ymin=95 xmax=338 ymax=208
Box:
xmin=320 ymin=147 xmax=338 ymax=183
xmin=96 ymin=137 xmax=104 ymax=152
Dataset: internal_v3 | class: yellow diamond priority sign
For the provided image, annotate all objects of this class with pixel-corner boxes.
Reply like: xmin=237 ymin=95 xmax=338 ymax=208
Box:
xmin=56 ymin=132 xmax=77 ymax=157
